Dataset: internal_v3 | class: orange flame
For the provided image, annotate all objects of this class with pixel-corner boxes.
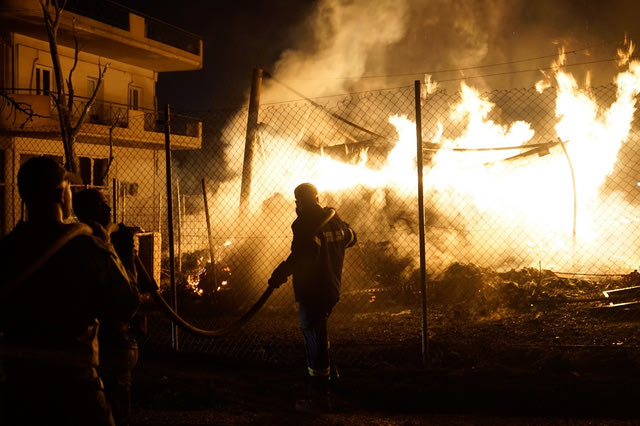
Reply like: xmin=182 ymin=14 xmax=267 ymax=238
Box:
xmin=199 ymin=39 xmax=640 ymax=274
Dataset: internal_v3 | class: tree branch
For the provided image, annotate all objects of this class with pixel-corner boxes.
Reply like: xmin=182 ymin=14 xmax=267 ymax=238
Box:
xmin=74 ymin=61 xmax=109 ymax=133
xmin=39 ymin=0 xmax=65 ymax=106
xmin=66 ymin=16 xmax=78 ymax=111
xmin=40 ymin=0 xmax=77 ymax=173
xmin=0 ymin=90 xmax=48 ymax=128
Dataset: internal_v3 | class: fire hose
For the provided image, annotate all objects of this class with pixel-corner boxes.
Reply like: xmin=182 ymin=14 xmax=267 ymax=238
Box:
xmin=137 ymin=255 xmax=275 ymax=336
xmin=143 ymin=207 xmax=335 ymax=336
xmin=3 ymin=208 xmax=336 ymax=337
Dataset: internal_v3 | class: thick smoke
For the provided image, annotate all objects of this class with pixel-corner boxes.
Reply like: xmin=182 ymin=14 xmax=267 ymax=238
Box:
xmin=179 ymin=0 xmax=640 ymax=294
xmin=262 ymin=0 xmax=639 ymax=101
xmin=262 ymin=0 xmax=410 ymax=102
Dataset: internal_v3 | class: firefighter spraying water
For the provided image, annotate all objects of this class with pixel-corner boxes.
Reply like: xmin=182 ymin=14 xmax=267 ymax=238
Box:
xmin=0 ymin=158 xmax=295 ymax=424
xmin=268 ymin=183 xmax=357 ymax=413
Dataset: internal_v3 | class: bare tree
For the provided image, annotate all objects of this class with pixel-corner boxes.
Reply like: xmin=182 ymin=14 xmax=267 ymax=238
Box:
xmin=39 ymin=0 xmax=109 ymax=174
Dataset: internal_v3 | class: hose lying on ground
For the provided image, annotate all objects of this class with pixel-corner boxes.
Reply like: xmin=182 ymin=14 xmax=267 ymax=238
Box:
xmin=136 ymin=255 xmax=275 ymax=337
xmin=142 ymin=207 xmax=336 ymax=336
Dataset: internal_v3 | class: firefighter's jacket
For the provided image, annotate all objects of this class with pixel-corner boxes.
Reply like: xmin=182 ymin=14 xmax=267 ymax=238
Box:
xmin=280 ymin=204 xmax=356 ymax=308
xmin=82 ymin=221 xmax=143 ymax=359
xmin=0 ymin=221 xmax=140 ymax=376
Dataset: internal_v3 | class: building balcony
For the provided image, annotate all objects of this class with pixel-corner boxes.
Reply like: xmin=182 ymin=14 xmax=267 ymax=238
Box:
xmin=0 ymin=91 xmax=202 ymax=149
xmin=0 ymin=0 xmax=202 ymax=72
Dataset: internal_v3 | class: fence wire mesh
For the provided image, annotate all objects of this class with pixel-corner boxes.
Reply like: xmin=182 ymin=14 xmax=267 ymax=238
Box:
xmin=4 ymin=78 xmax=640 ymax=370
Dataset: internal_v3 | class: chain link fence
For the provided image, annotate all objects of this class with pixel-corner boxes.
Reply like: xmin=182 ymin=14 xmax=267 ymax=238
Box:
xmin=4 ymin=72 xmax=640 ymax=370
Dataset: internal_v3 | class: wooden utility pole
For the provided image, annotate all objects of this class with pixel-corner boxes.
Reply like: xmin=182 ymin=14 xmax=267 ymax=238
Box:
xmin=239 ymin=68 xmax=262 ymax=217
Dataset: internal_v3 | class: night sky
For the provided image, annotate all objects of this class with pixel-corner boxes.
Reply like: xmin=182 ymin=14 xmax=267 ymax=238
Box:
xmin=122 ymin=0 xmax=640 ymax=113
xmin=122 ymin=0 xmax=317 ymax=112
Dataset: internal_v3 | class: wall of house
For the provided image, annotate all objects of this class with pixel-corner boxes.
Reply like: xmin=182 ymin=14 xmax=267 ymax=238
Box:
xmin=1 ymin=32 xmax=166 ymax=234
xmin=1 ymin=30 xmax=199 ymax=253
xmin=13 ymin=33 xmax=156 ymax=109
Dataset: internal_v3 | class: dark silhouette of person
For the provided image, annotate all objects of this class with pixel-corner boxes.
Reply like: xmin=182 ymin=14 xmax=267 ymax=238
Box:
xmin=269 ymin=183 xmax=356 ymax=412
xmin=74 ymin=187 xmax=156 ymax=426
xmin=0 ymin=156 xmax=139 ymax=426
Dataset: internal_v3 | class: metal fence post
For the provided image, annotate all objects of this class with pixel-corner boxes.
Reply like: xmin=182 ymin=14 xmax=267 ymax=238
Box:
xmin=414 ymin=80 xmax=429 ymax=366
xmin=164 ymin=103 xmax=179 ymax=351
xmin=176 ymin=177 xmax=183 ymax=274
xmin=112 ymin=178 xmax=117 ymax=223
xmin=202 ymin=178 xmax=217 ymax=287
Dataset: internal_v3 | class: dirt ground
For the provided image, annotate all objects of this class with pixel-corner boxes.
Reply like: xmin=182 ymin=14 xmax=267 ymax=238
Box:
xmin=129 ymin=267 xmax=640 ymax=425
xmin=129 ymin=348 xmax=640 ymax=425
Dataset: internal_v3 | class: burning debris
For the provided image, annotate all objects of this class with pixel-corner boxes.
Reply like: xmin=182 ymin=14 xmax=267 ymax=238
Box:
xmin=169 ymin=249 xmax=234 ymax=310
xmin=167 ymin=37 xmax=640 ymax=326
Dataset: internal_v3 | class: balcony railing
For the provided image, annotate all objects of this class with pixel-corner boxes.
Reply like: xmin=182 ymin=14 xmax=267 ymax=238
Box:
xmin=78 ymin=98 xmax=129 ymax=128
xmin=64 ymin=0 xmax=201 ymax=56
xmin=74 ymin=97 xmax=202 ymax=138
xmin=1 ymin=89 xmax=201 ymax=138
xmin=145 ymin=110 xmax=202 ymax=138
xmin=145 ymin=18 xmax=201 ymax=55
xmin=65 ymin=0 xmax=129 ymax=31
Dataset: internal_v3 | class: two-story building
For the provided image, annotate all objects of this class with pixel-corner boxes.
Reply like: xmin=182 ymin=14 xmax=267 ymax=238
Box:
xmin=0 ymin=0 xmax=203 ymax=252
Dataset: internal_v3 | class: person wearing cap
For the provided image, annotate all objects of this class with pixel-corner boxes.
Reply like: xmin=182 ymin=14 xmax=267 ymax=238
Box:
xmin=0 ymin=156 xmax=139 ymax=426
xmin=269 ymin=182 xmax=357 ymax=412
xmin=74 ymin=187 xmax=156 ymax=426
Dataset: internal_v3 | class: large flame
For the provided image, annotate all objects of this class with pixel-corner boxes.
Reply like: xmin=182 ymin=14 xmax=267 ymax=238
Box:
xmin=195 ymin=39 xmax=640 ymax=275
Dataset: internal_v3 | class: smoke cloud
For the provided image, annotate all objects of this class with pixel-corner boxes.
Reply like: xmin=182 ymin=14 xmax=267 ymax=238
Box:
xmin=176 ymin=0 xmax=640 ymax=291
xmin=262 ymin=0 xmax=640 ymax=101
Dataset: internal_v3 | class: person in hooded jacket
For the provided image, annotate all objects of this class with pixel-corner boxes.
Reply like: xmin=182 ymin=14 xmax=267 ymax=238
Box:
xmin=269 ymin=183 xmax=356 ymax=412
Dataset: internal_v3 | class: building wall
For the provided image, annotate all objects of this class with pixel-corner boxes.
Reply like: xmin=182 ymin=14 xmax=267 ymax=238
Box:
xmin=13 ymin=33 xmax=156 ymax=109
xmin=0 ymin=11 xmax=201 ymax=257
